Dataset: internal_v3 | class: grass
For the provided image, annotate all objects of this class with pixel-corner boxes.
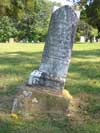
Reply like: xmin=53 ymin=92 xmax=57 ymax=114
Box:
xmin=67 ymin=43 xmax=100 ymax=94
xmin=0 ymin=42 xmax=100 ymax=132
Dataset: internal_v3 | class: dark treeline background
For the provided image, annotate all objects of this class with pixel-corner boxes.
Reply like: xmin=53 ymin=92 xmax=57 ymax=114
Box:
xmin=0 ymin=0 xmax=54 ymax=42
xmin=0 ymin=0 xmax=99 ymax=42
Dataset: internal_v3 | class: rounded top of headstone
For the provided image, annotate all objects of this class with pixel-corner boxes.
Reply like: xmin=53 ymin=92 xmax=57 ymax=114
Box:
xmin=52 ymin=0 xmax=80 ymax=19
xmin=53 ymin=5 xmax=78 ymax=20
xmin=53 ymin=5 xmax=80 ymax=19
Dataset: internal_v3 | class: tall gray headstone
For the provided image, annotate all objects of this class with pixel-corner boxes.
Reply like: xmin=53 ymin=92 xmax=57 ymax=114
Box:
xmin=27 ymin=5 xmax=79 ymax=90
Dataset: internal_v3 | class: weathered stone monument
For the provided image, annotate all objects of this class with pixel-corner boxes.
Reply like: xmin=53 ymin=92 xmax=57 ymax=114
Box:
xmin=12 ymin=5 xmax=79 ymax=118
xmin=27 ymin=5 xmax=78 ymax=90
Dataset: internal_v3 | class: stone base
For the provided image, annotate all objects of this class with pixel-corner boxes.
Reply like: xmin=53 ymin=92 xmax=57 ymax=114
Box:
xmin=12 ymin=85 xmax=74 ymax=119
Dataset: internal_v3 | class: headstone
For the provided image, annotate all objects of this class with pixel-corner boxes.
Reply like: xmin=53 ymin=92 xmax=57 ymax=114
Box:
xmin=93 ymin=37 xmax=96 ymax=43
xmin=53 ymin=6 xmax=60 ymax=12
xmin=27 ymin=5 xmax=78 ymax=90
xmin=9 ymin=38 xmax=15 ymax=43
xmin=32 ymin=40 xmax=34 ymax=43
xmin=80 ymin=36 xmax=85 ymax=43
xmin=98 ymin=38 xmax=100 ymax=42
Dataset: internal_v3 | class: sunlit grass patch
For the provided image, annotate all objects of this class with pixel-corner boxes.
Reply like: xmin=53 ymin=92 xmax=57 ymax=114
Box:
xmin=66 ymin=43 xmax=100 ymax=94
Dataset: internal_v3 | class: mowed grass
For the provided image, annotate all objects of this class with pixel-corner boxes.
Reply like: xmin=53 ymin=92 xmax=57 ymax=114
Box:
xmin=67 ymin=43 xmax=100 ymax=94
xmin=0 ymin=43 xmax=44 ymax=96
xmin=0 ymin=42 xmax=100 ymax=133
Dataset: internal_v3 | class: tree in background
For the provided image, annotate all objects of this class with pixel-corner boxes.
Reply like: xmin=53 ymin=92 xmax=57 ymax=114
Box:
xmin=76 ymin=20 xmax=98 ymax=41
xmin=76 ymin=0 xmax=99 ymax=41
xmin=0 ymin=0 xmax=99 ymax=42
xmin=0 ymin=0 xmax=11 ymax=16
xmin=85 ymin=0 xmax=100 ymax=32
xmin=0 ymin=16 xmax=17 ymax=42
xmin=0 ymin=0 xmax=53 ymax=42
xmin=16 ymin=0 xmax=53 ymax=42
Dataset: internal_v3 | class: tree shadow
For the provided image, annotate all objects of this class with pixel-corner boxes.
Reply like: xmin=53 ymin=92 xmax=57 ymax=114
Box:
xmin=0 ymin=51 xmax=42 ymax=74
xmin=72 ymin=49 xmax=100 ymax=58
xmin=66 ymin=49 xmax=100 ymax=94
xmin=0 ymin=51 xmax=42 ymax=95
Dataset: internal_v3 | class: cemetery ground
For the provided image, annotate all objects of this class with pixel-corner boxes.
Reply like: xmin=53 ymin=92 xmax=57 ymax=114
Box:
xmin=0 ymin=43 xmax=100 ymax=133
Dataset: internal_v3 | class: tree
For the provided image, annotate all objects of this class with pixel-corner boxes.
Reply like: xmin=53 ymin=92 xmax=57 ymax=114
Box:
xmin=33 ymin=0 xmax=52 ymax=41
xmin=76 ymin=20 xmax=98 ymax=41
xmin=0 ymin=0 xmax=11 ymax=16
xmin=16 ymin=0 xmax=53 ymax=42
xmin=0 ymin=16 xmax=17 ymax=42
xmin=0 ymin=0 xmax=53 ymax=42
xmin=85 ymin=0 xmax=100 ymax=32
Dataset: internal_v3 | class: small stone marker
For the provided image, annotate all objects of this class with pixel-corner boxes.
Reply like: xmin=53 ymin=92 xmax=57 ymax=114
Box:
xmin=93 ymin=37 xmax=96 ymax=43
xmin=80 ymin=36 xmax=85 ymax=43
xmin=9 ymin=38 xmax=15 ymax=43
xmin=27 ymin=5 xmax=78 ymax=90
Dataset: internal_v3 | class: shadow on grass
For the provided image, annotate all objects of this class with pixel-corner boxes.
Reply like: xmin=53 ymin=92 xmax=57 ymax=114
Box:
xmin=0 ymin=49 xmax=100 ymax=96
xmin=65 ymin=49 xmax=100 ymax=94
xmin=69 ymin=61 xmax=100 ymax=79
xmin=0 ymin=117 xmax=73 ymax=133
xmin=0 ymin=51 xmax=42 ymax=67
xmin=0 ymin=116 xmax=100 ymax=133
xmin=0 ymin=51 xmax=42 ymax=95
xmin=0 ymin=49 xmax=100 ymax=84
xmin=72 ymin=49 xmax=100 ymax=58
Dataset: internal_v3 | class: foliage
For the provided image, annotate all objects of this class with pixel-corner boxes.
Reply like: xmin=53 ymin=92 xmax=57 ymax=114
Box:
xmin=0 ymin=16 xmax=17 ymax=42
xmin=32 ymin=0 xmax=52 ymax=41
xmin=0 ymin=0 xmax=11 ymax=16
xmin=81 ymin=0 xmax=100 ymax=32
xmin=0 ymin=0 xmax=53 ymax=42
xmin=16 ymin=0 xmax=52 ymax=42
xmin=0 ymin=0 xmax=100 ymax=42
xmin=76 ymin=20 xmax=98 ymax=41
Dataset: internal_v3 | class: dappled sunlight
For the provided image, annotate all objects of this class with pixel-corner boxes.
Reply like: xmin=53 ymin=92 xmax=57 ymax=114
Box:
xmin=0 ymin=43 xmax=100 ymax=132
xmin=65 ymin=43 xmax=100 ymax=94
xmin=0 ymin=43 xmax=44 ymax=53
xmin=0 ymin=43 xmax=100 ymax=95
xmin=0 ymin=44 xmax=44 ymax=96
xmin=73 ymin=57 xmax=100 ymax=62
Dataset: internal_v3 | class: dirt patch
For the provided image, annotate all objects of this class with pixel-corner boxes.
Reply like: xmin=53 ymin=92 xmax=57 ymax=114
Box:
xmin=0 ymin=96 xmax=14 ymax=114
xmin=73 ymin=93 xmax=100 ymax=121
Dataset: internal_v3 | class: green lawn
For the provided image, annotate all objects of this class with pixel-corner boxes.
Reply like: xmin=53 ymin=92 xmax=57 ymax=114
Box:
xmin=0 ymin=43 xmax=100 ymax=133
